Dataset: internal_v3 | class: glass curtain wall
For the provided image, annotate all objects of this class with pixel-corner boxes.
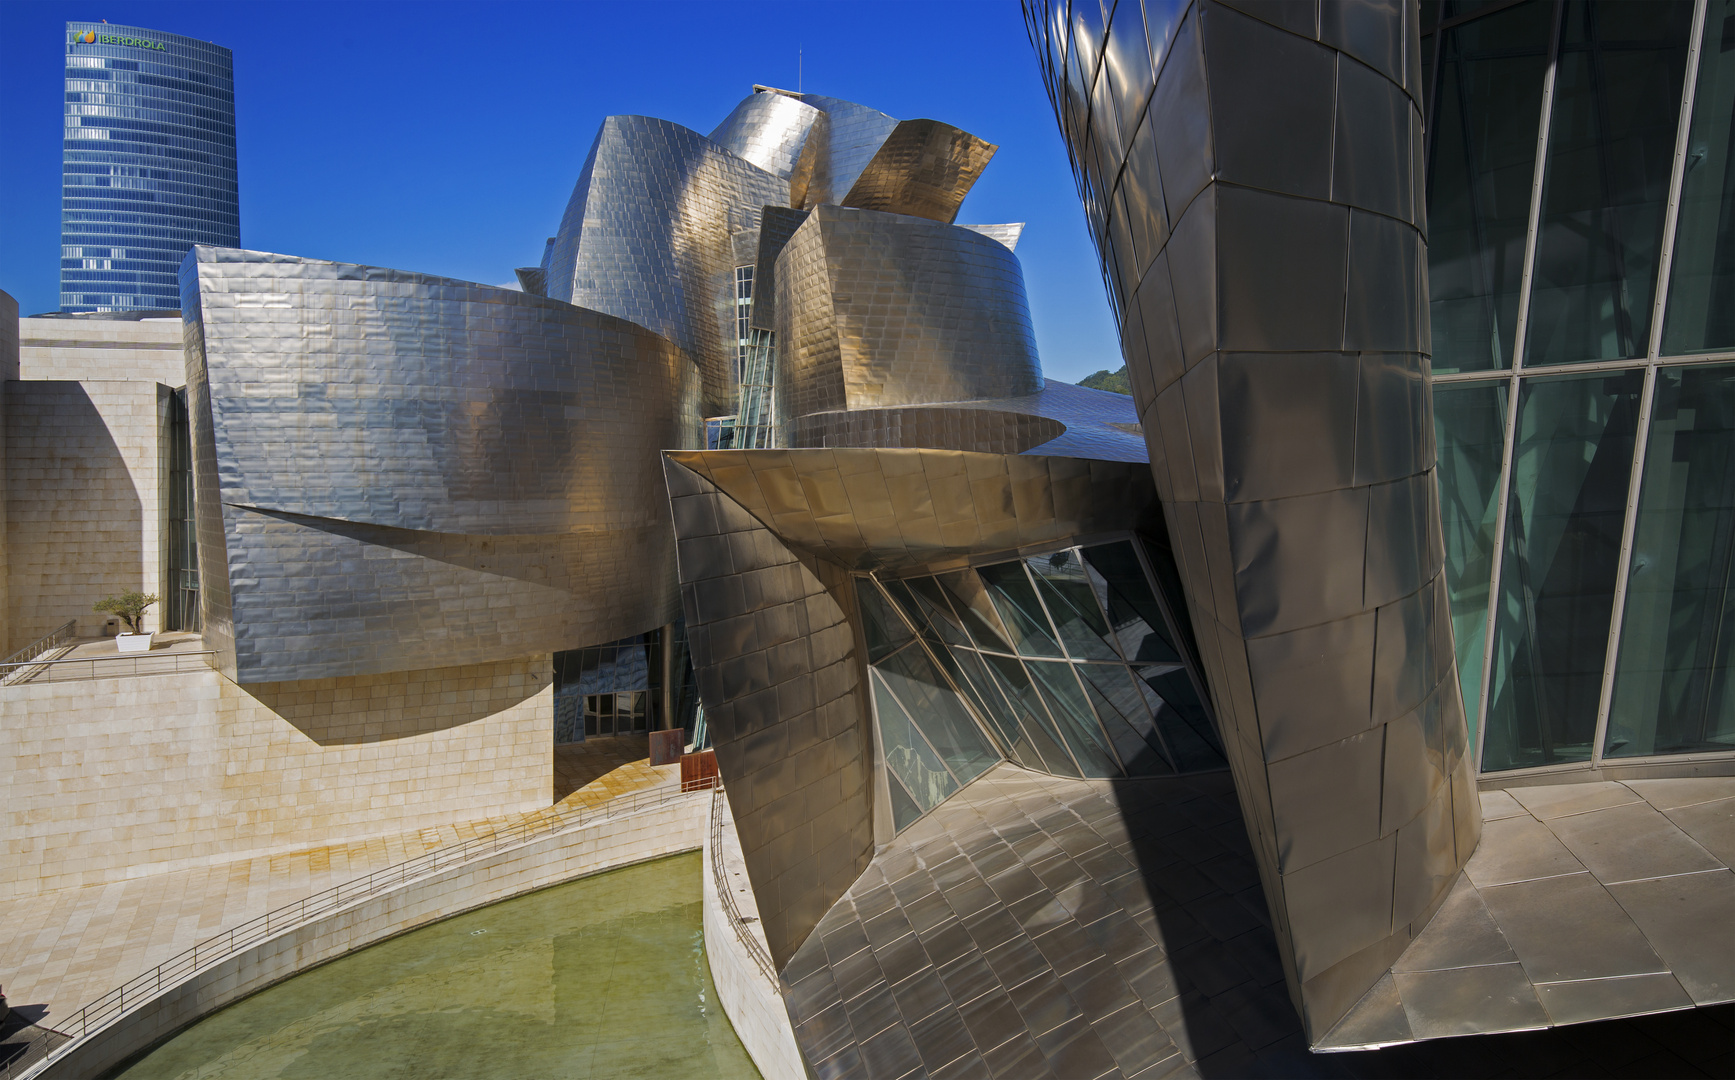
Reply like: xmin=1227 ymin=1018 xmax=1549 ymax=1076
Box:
xmin=164 ymin=387 xmax=199 ymax=631
xmin=1422 ymin=0 xmax=1734 ymax=772
xmin=857 ymin=537 xmax=1226 ymax=833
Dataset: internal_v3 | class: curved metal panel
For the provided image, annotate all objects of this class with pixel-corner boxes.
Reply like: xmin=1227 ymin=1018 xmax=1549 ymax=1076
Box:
xmin=840 ymin=118 xmax=998 ymax=224
xmin=664 ymin=448 xmax=1162 ymax=576
xmin=1025 ymin=0 xmax=1474 ymax=1043
xmin=708 ymin=90 xmax=824 ymax=183
xmin=792 ymin=94 xmax=901 ymax=207
xmin=773 ymin=206 xmax=1045 ymax=437
xmin=183 ymin=247 xmax=702 ymax=683
xmin=542 ymin=115 xmax=789 ymax=413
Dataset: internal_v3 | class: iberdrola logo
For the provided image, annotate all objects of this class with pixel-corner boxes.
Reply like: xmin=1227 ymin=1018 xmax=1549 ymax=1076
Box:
xmin=75 ymin=30 xmax=96 ymax=43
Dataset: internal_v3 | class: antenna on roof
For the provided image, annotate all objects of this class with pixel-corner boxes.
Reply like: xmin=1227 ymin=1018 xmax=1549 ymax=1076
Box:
xmin=799 ymin=47 xmax=802 ymax=94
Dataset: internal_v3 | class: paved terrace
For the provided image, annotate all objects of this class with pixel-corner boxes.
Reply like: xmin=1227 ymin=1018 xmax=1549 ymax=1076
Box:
xmin=0 ymin=735 xmax=676 ymax=1028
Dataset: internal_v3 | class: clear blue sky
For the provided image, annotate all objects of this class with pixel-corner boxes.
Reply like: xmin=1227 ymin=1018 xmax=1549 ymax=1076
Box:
xmin=0 ymin=1 xmax=1123 ymax=382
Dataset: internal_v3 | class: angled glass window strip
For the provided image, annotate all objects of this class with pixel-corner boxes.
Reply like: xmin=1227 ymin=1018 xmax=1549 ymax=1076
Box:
xmin=977 ymin=561 xmax=1066 ymax=657
xmin=857 ymin=578 xmax=914 ymax=663
xmin=1523 ymin=0 xmax=1695 ymax=366
xmin=936 ymin=570 xmax=1019 ymax=654
xmin=1605 ymin=364 xmax=1735 ymax=758
xmin=1025 ymin=659 xmax=1121 ymax=777
xmin=875 ymin=647 xmax=1001 ymax=786
xmin=1661 ymin=4 xmax=1735 ymax=356
xmin=870 ymin=668 xmax=960 ymax=818
xmin=884 ymin=578 xmax=1034 ymax=762
xmin=1426 ymin=0 xmax=1553 ymax=373
xmin=1134 ymin=664 xmax=1229 ymax=772
xmin=1075 ymin=662 xmax=1175 ymax=776
xmin=1483 ymin=370 xmax=1644 ymax=771
xmin=886 ymin=770 xmax=926 ymax=833
xmin=1025 ymin=550 xmax=1122 ymax=660
xmin=1433 ymin=381 xmax=1510 ymax=752
xmin=981 ymin=651 xmax=1082 ymax=777
xmin=1082 ymin=541 xmax=1182 ymax=663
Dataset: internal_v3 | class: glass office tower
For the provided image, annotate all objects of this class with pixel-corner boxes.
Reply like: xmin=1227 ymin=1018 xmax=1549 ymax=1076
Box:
xmin=62 ymin=23 xmax=237 ymax=312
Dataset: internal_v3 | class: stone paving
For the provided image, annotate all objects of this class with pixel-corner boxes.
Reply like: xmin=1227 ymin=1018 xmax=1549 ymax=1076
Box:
xmin=0 ymin=735 xmax=676 ymax=1030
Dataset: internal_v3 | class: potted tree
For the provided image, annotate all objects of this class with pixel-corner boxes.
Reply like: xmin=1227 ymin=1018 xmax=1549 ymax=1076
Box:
xmin=94 ymin=592 xmax=159 ymax=653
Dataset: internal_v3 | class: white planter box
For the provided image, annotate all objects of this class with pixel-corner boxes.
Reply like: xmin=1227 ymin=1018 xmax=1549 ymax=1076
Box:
xmin=115 ymin=633 xmax=153 ymax=653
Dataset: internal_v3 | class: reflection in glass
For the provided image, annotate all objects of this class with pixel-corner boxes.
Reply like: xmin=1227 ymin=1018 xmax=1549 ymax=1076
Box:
xmin=983 ymin=652 xmax=1081 ymax=777
xmin=876 ymin=647 xmax=1000 ymax=785
xmin=1082 ymin=541 xmax=1182 ymax=663
xmin=1427 ymin=0 xmax=1553 ymax=373
xmin=858 ymin=578 xmax=913 ymax=663
xmin=936 ymin=570 xmax=1017 ymax=654
xmin=1136 ymin=665 xmax=1227 ymax=771
xmin=870 ymin=668 xmax=960 ymax=816
xmin=977 ymin=562 xmax=1066 ymax=657
xmin=1433 ymin=381 xmax=1510 ymax=751
xmin=1661 ymin=2 xmax=1735 ymax=355
xmin=1484 ymin=371 xmax=1642 ymax=771
xmin=1077 ymin=662 xmax=1173 ymax=775
xmin=1026 ymin=659 xmax=1121 ymax=777
xmin=1523 ymin=1 xmax=1694 ymax=366
xmin=1606 ymin=365 xmax=1735 ymax=757
xmin=1026 ymin=550 xmax=1121 ymax=660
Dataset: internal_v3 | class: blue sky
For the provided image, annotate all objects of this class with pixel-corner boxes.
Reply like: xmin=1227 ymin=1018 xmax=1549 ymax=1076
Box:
xmin=0 ymin=1 xmax=1123 ymax=382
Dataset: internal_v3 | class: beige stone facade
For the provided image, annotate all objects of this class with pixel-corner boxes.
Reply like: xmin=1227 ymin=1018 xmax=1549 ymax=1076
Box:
xmin=0 ymin=657 xmax=553 ymax=902
xmin=4 ymin=314 xmax=185 ymax=651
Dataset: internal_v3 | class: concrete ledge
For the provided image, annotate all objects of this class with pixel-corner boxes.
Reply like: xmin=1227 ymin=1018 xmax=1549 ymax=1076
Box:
xmin=703 ymin=790 xmax=805 ymax=1080
xmin=34 ymin=793 xmax=709 ymax=1079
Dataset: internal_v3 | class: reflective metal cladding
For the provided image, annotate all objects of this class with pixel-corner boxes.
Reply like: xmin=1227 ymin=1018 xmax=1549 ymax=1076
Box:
xmin=1025 ymin=0 xmax=1474 ymax=1042
xmin=182 ymin=247 xmax=701 ymax=684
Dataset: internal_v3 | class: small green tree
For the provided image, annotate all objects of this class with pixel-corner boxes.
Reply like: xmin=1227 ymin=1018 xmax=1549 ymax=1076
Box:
xmin=94 ymin=591 xmax=159 ymax=634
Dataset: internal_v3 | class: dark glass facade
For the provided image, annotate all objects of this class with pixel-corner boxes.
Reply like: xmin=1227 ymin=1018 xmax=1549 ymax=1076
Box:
xmin=1423 ymin=0 xmax=1735 ymax=771
xmin=62 ymin=23 xmax=237 ymax=313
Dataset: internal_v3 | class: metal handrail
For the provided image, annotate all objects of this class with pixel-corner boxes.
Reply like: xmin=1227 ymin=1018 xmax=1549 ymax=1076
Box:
xmin=0 ymin=621 xmax=77 ymax=672
xmin=710 ymin=787 xmax=779 ymax=985
xmin=9 ymin=778 xmax=715 ymax=1080
xmin=0 ymin=651 xmax=215 ymax=686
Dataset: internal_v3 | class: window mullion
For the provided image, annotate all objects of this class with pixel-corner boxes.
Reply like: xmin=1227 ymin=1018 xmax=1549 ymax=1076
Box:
xmin=1646 ymin=0 xmax=1711 ymax=362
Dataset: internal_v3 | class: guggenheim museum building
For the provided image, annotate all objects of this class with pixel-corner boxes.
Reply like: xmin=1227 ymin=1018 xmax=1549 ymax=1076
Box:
xmin=2 ymin=1 xmax=1729 ymax=1077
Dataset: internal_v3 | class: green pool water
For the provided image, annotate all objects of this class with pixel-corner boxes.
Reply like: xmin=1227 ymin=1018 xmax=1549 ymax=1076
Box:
xmin=114 ymin=852 xmax=760 ymax=1080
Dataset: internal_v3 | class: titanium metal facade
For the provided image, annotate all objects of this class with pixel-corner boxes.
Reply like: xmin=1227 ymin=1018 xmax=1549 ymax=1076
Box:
xmin=181 ymin=248 xmax=701 ymax=684
xmin=1027 ymin=0 xmax=1472 ymax=1041
xmin=62 ymin=23 xmax=237 ymax=313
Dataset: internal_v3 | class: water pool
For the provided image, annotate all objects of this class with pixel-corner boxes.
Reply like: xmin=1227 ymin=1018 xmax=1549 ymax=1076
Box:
xmin=114 ymin=852 xmax=760 ymax=1079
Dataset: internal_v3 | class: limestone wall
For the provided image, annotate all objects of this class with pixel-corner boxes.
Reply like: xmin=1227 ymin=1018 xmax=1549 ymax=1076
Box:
xmin=37 ymin=794 xmax=707 ymax=1080
xmin=4 ymin=379 xmax=166 ymax=649
xmin=17 ymin=316 xmax=184 ymax=384
xmin=0 ymin=656 xmax=553 ymax=901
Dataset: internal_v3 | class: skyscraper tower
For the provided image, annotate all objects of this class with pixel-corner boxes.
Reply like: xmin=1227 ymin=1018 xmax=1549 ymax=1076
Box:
xmin=61 ymin=22 xmax=237 ymax=313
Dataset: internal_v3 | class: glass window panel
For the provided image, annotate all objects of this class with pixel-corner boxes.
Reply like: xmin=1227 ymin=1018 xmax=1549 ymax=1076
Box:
xmin=875 ymin=648 xmax=1000 ymax=786
xmin=1661 ymin=5 xmax=1735 ymax=356
xmin=871 ymin=669 xmax=959 ymax=814
xmin=977 ymin=562 xmax=1066 ymax=657
xmin=936 ymin=570 xmax=1019 ymax=654
xmin=1081 ymin=541 xmax=1181 ymax=663
xmin=856 ymin=578 xmax=913 ymax=663
xmin=1076 ymin=663 xmax=1174 ymax=776
xmin=1427 ymin=0 xmax=1554 ymax=373
xmin=1026 ymin=549 xmax=1122 ymax=660
xmin=1135 ymin=664 xmax=1229 ymax=771
xmin=887 ymin=772 xmax=925 ymax=833
xmin=1025 ymin=659 xmax=1121 ymax=777
xmin=901 ymin=577 xmax=975 ymax=647
xmin=1606 ymin=364 xmax=1735 ymax=758
xmin=1484 ymin=370 xmax=1644 ymax=771
xmin=982 ymin=653 xmax=1081 ymax=776
xmin=1434 ymin=380 xmax=1511 ymax=751
xmin=1524 ymin=1 xmax=1695 ymax=366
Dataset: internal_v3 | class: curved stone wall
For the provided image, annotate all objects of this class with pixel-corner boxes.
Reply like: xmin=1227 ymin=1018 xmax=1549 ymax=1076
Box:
xmin=183 ymin=248 xmax=702 ymax=683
